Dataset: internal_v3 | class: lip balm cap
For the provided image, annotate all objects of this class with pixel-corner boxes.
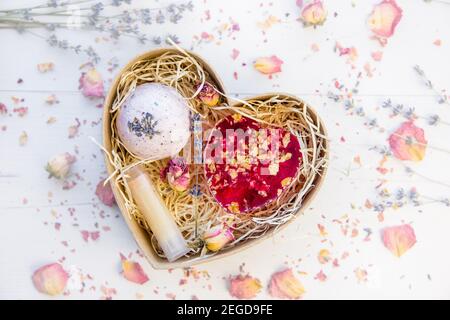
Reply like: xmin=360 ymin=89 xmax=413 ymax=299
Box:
xmin=159 ymin=233 xmax=191 ymax=262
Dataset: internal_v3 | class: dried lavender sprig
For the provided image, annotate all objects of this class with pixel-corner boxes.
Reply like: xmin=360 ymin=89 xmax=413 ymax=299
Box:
xmin=413 ymin=65 xmax=449 ymax=106
xmin=1 ymin=1 xmax=193 ymax=63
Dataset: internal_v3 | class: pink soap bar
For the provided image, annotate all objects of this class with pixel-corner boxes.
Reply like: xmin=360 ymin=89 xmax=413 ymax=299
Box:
xmin=204 ymin=114 xmax=302 ymax=214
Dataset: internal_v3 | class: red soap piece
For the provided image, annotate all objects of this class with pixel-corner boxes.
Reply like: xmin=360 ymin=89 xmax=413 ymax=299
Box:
xmin=204 ymin=114 xmax=302 ymax=214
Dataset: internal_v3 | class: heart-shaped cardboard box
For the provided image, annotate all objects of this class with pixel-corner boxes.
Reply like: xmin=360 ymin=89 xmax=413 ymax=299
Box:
xmin=103 ymin=48 xmax=328 ymax=269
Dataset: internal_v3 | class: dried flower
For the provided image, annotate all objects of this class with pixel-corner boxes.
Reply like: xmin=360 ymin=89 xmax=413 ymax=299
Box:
xmin=268 ymin=269 xmax=305 ymax=299
xmin=254 ymin=56 xmax=284 ymax=75
xmin=96 ymin=179 xmax=116 ymax=207
xmin=229 ymin=275 xmax=262 ymax=299
xmin=196 ymin=82 xmax=220 ymax=107
xmin=37 ymin=62 xmax=54 ymax=73
xmin=301 ymin=0 xmax=327 ymax=27
xmin=46 ymin=152 xmax=76 ymax=179
xmin=382 ymin=224 xmax=417 ymax=257
xmin=203 ymin=224 xmax=235 ymax=252
xmin=120 ymin=254 xmax=149 ymax=285
xmin=368 ymin=0 xmax=403 ymax=39
xmin=389 ymin=121 xmax=427 ymax=161
xmin=161 ymin=157 xmax=190 ymax=192
xmin=32 ymin=263 xmax=69 ymax=296
xmin=79 ymin=68 xmax=104 ymax=98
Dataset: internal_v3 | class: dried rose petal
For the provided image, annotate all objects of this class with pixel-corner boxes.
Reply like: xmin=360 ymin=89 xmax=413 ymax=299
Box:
xmin=121 ymin=255 xmax=149 ymax=285
xmin=204 ymin=224 xmax=235 ymax=252
xmin=269 ymin=269 xmax=305 ymax=299
xmin=389 ymin=121 xmax=427 ymax=161
xmin=205 ymin=115 xmax=301 ymax=214
xmin=301 ymin=0 xmax=327 ymax=27
xmin=96 ymin=179 xmax=116 ymax=207
xmin=79 ymin=68 xmax=104 ymax=98
xmin=0 ymin=102 xmax=8 ymax=115
xmin=382 ymin=224 xmax=417 ymax=257
xmin=229 ymin=275 xmax=262 ymax=299
xmin=161 ymin=157 xmax=191 ymax=192
xmin=254 ymin=56 xmax=284 ymax=75
xmin=368 ymin=0 xmax=403 ymax=39
xmin=318 ymin=249 xmax=331 ymax=264
xmin=32 ymin=263 xmax=69 ymax=296
xmin=46 ymin=152 xmax=76 ymax=179
xmin=37 ymin=62 xmax=54 ymax=73
xmin=196 ymin=82 xmax=220 ymax=107
xmin=354 ymin=267 xmax=368 ymax=283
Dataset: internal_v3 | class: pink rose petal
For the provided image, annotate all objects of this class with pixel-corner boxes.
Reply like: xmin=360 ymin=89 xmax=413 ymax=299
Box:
xmin=79 ymin=68 xmax=104 ymax=98
xmin=95 ymin=178 xmax=116 ymax=207
xmin=254 ymin=55 xmax=284 ymax=75
xmin=368 ymin=0 xmax=403 ymax=39
xmin=389 ymin=121 xmax=427 ymax=161
xmin=301 ymin=0 xmax=327 ymax=27
xmin=37 ymin=62 xmax=54 ymax=73
xmin=268 ymin=269 xmax=305 ymax=299
xmin=121 ymin=255 xmax=149 ymax=285
xmin=228 ymin=275 xmax=262 ymax=299
xmin=0 ymin=102 xmax=7 ymax=115
xmin=32 ymin=263 xmax=69 ymax=296
xmin=231 ymin=48 xmax=240 ymax=60
xmin=371 ymin=51 xmax=384 ymax=61
xmin=382 ymin=224 xmax=417 ymax=257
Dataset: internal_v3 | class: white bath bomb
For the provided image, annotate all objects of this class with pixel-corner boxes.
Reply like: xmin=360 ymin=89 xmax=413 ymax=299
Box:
xmin=116 ymin=83 xmax=190 ymax=160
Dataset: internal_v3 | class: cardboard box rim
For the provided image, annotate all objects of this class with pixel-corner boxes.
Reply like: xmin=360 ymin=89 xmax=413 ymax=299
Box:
xmin=102 ymin=48 xmax=329 ymax=269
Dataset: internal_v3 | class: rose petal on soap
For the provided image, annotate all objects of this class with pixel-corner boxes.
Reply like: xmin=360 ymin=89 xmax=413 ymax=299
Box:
xmin=301 ymin=0 xmax=327 ymax=27
xmin=381 ymin=224 xmax=417 ymax=257
xmin=32 ymin=263 xmax=69 ymax=296
xmin=79 ymin=68 xmax=104 ymax=98
xmin=389 ymin=121 xmax=427 ymax=161
xmin=254 ymin=56 xmax=283 ymax=75
xmin=229 ymin=275 xmax=262 ymax=299
xmin=268 ymin=269 xmax=305 ymax=299
xmin=368 ymin=0 xmax=403 ymax=39
xmin=95 ymin=178 xmax=116 ymax=207
xmin=121 ymin=259 xmax=149 ymax=285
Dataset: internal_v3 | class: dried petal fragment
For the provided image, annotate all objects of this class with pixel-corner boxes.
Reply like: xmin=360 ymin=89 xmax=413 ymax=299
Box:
xmin=32 ymin=263 xmax=69 ymax=296
xmin=301 ymin=0 xmax=327 ymax=27
xmin=204 ymin=224 xmax=235 ymax=252
xmin=368 ymin=0 xmax=403 ymax=39
xmin=268 ymin=269 xmax=305 ymax=299
xmin=95 ymin=179 xmax=116 ymax=206
xmin=121 ymin=255 xmax=149 ymax=285
xmin=254 ymin=56 xmax=283 ymax=75
xmin=79 ymin=68 xmax=104 ymax=98
xmin=382 ymin=224 xmax=417 ymax=257
xmin=389 ymin=121 xmax=427 ymax=161
xmin=37 ymin=62 xmax=54 ymax=73
xmin=229 ymin=275 xmax=262 ymax=299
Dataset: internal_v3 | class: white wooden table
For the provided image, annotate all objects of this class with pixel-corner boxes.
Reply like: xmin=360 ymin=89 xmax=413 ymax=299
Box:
xmin=1 ymin=0 xmax=450 ymax=299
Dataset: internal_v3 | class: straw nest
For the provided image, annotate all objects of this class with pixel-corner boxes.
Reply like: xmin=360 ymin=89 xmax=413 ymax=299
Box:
xmin=104 ymin=48 xmax=328 ymax=261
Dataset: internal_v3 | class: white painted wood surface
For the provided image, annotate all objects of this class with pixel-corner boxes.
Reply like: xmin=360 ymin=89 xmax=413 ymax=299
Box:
xmin=0 ymin=0 xmax=449 ymax=299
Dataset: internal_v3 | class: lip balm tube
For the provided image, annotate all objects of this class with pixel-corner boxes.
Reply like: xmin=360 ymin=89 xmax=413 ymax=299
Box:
xmin=126 ymin=165 xmax=190 ymax=262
